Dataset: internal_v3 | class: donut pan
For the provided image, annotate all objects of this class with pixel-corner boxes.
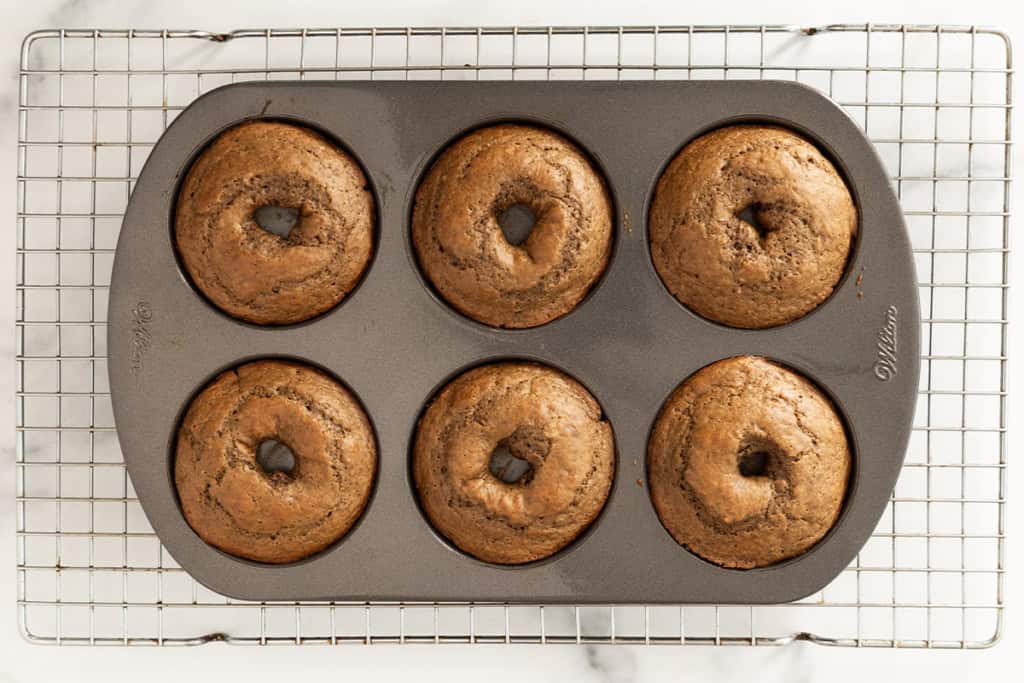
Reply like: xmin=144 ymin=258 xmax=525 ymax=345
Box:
xmin=108 ymin=80 xmax=920 ymax=604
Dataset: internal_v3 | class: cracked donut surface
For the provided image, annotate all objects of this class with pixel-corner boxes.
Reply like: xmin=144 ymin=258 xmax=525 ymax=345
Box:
xmin=174 ymin=360 xmax=376 ymax=563
xmin=413 ymin=362 xmax=615 ymax=564
xmin=174 ymin=120 xmax=375 ymax=325
xmin=412 ymin=123 xmax=613 ymax=329
xmin=649 ymin=125 xmax=857 ymax=329
xmin=647 ymin=356 xmax=851 ymax=569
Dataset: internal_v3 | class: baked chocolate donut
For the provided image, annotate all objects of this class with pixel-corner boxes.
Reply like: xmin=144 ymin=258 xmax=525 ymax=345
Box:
xmin=413 ymin=362 xmax=615 ymax=564
xmin=649 ymin=125 xmax=857 ymax=328
xmin=174 ymin=360 xmax=376 ymax=563
xmin=412 ymin=124 xmax=613 ymax=328
xmin=647 ymin=356 xmax=851 ymax=568
xmin=175 ymin=120 xmax=374 ymax=325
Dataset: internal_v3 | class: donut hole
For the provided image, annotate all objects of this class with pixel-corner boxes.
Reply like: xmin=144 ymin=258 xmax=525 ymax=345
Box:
xmin=497 ymin=202 xmax=537 ymax=246
xmin=256 ymin=438 xmax=297 ymax=477
xmin=736 ymin=436 xmax=782 ymax=479
xmin=253 ymin=205 xmax=300 ymax=238
xmin=488 ymin=444 xmax=534 ymax=484
xmin=737 ymin=449 xmax=770 ymax=478
xmin=736 ymin=203 xmax=773 ymax=242
xmin=487 ymin=425 xmax=551 ymax=485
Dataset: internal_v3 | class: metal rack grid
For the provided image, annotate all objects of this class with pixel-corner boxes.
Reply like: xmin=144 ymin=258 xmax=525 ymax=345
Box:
xmin=14 ymin=24 xmax=1011 ymax=648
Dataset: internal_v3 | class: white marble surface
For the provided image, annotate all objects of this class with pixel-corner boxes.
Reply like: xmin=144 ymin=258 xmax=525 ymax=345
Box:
xmin=1 ymin=1 xmax=1021 ymax=681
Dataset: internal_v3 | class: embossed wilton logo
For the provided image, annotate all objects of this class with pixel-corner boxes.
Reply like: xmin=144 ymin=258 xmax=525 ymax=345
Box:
xmin=128 ymin=301 xmax=153 ymax=375
xmin=873 ymin=305 xmax=898 ymax=381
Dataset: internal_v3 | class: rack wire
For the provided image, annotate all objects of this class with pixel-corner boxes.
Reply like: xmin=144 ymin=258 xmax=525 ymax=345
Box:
xmin=14 ymin=24 xmax=1011 ymax=647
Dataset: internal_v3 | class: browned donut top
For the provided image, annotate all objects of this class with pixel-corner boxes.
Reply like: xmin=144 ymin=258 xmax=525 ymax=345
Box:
xmin=647 ymin=356 xmax=850 ymax=568
xmin=649 ymin=125 xmax=857 ymax=329
xmin=175 ymin=120 xmax=375 ymax=325
xmin=174 ymin=360 xmax=376 ymax=564
xmin=413 ymin=362 xmax=615 ymax=564
xmin=412 ymin=124 xmax=613 ymax=329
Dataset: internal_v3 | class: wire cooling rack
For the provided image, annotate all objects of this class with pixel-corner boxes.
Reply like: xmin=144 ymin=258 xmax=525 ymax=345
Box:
xmin=14 ymin=24 xmax=1011 ymax=648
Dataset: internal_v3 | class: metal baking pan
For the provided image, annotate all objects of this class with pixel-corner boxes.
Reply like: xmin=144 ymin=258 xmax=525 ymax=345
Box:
xmin=107 ymin=80 xmax=919 ymax=604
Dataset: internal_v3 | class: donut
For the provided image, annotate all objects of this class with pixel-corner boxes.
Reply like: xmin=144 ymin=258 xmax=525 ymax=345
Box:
xmin=646 ymin=356 xmax=850 ymax=568
xmin=412 ymin=124 xmax=613 ymax=329
xmin=413 ymin=362 xmax=615 ymax=564
xmin=174 ymin=120 xmax=374 ymax=325
xmin=649 ymin=124 xmax=857 ymax=328
xmin=174 ymin=360 xmax=376 ymax=563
